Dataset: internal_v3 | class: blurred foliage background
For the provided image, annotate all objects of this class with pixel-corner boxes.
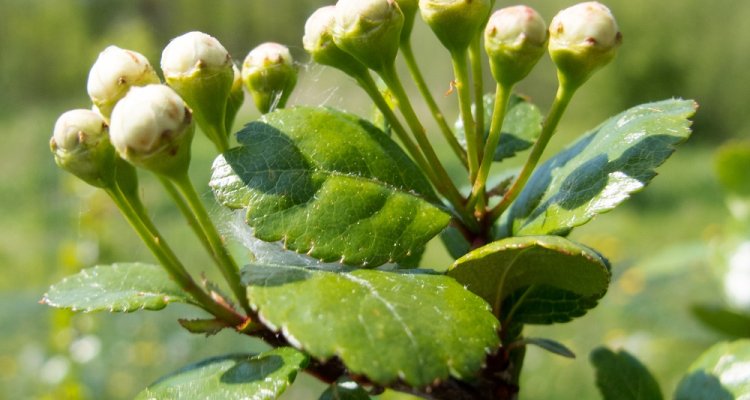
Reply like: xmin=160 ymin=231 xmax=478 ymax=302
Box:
xmin=1 ymin=0 xmax=748 ymax=399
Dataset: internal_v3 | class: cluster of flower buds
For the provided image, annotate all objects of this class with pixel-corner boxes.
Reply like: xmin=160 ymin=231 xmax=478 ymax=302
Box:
xmin=303 ymin=0 xmax=620 ymax=91
xmin=52 ymin=31 xmax=299 ymax=186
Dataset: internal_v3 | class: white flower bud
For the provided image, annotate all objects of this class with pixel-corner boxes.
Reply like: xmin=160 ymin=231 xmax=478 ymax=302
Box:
xmin=333 ymin=0 xmax=404 ymax=72
xmin=110 ymin=84 xmax=194 ymax=177
xmin=50 ymin=109 xmax=115 ymax=187
xmin=160 ymin=31 xmax=233 ymax=151
xmin=485 ymin=6 xmax=547 ymax=86
xmin=86 ymin=46 xmax=160 ymax=119
xmin=303 ymin=6 xmax=367 ymax=77
xmin=242 ymin=42 xmax=298 ymax=114
xmin=53 ymin=110 xmax=107 ymax=152
xmin=549 ymin=2 xmax=622 ymax=89
xmin=161 ymin=31 xmax=232 ymax=79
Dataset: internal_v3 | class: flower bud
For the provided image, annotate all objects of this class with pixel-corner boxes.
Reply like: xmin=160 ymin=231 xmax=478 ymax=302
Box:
xmin=225 ymin=64 xmax=244 ymax=131
xmin=51 ymin=109 xmax=116 ymax=187
xmin=418 ymin=0 xmax=492 ymax=53
xmin=303 ymin=6 xmax=368 ymax=78
xmin=86 ymin=46 xmax=160 ymax=120
xmin=395 ymin=0 xmax=418 ymax=43
xmin=109 ymin=85 xmax=194 ymax=177
xmin=548 ymin=2 xmax=622 ymax=89
xmin=242 ymin=42 xmax=298 ymax=114
xmin=161 ymin=31 xmax=233 ymax=148
xmin=485 ymin=6 xmax=548 ymax=87
xmin=332 ymin=0 xmax=404 ymax=72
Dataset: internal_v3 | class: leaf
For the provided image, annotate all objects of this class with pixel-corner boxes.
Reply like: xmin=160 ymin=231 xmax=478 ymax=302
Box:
xmin=500 ymin=99 xmax=697 ymax=237
xmin=136 ymin=348 xmax=308 ymax=400
xmin=319 ymin=379 xmax=371 ymax=400
xmin=211 ymin=106 xmax=450 ymax=267
xmin=455 ymin=94 xmax=543 ymax=162
xmin=522 ymin=337 xmax=576 ymax=359
xmin=590 ymin=347 xmax=663 ymax=400
xmin=715 ymin=140 xmax=750 ymax=196
xmin=243 ymin=264 xmax=500 ymax=387
xmin=178 ymin=318 xmax=229 ymax=336
xmin=675 ymin=339 xmax=750 ymax=399
xmin=692 ymin=304 xmax=750 ymax=338
xmin=447 ymin=236 xmax=611 ymax=324
xmin=41 ymin=263 xmax=193 ymax=312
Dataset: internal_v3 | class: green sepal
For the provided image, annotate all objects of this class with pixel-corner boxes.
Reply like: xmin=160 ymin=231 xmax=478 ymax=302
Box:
xmin=166 ymin=66 xmax=233 ymax=150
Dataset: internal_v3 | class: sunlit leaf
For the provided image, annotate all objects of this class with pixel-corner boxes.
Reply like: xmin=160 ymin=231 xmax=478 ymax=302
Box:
xmin=211 ymin=106 xmax=450 ymax=267
xmin=500 ymin=99 xmax=697 ymax=236
xmin=675 ymin=340 xmax=750 ymax=399
xmin=243 ymin=264 xmax=499 ymax=387
xmin=136 ymin=348 xmax=307 ymax=400
xmin=41 ymin=263 xmax=193 ymax=313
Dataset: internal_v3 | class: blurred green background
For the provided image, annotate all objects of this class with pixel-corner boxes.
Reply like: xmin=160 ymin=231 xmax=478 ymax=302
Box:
xmin=1 ymin=0 xmax=748 ymax=399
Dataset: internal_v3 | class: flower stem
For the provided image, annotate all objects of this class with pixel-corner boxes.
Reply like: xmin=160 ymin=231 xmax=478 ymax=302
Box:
xmin=106 ymin=186 xmax=245 ymax=326
xmin=357 ymin=71 xmax=478 ymax=231
xmin=157 ymin=176 xmax=213 ymax=256
xmin=171 ymin=173 xmax=252 ymax=315
xmin=451 ymin=50 xmax=480 ymax=183
xmin=469 ymin=37 xmax=486 ymax=163
xmin=377 ymin=63 xmax=477 ymax=230
xmin=468 ymin=83 xmax=512 ymax=210
xmin=208 ymin=124 xmax=230 ymax=154
xmin=400 ymin=41 xmax=467 ymax=169
xmin=489 ymin=84 xmax=575 ymax=222
xmin=355 ymin=72 xmax=436 ymax=184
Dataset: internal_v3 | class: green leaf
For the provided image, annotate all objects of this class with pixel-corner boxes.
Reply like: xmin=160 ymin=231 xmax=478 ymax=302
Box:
xmin=136 ymin=348 xmax=308 ymax=400
xmin=41 ymin=263 xmax=193 ymax=312
xmin=243 ymin=264 xmax=499 ymax=387
xmin=211 ymin=106 xmax=450 ymax=267
xmin=178 ymin=318 xmax=229 ymax=336
xmin=500 ymin=99 xmax=697 ymax=236
xmin=590 ymin=347 xmax=663 ymax=400
xmin=447 ymin=236 xmax=610 ymax=324
xmin=675 ymin=340 xmax=750 ymax=400
xmin=522 ymin=337 xmax=576 ymax=359
xmin=319 ymin=379 xmax=371 ymax=400
xmin=692 ymin=304 xmax=750 ymax=338
xmin=455 ymin=94 xmax=543 ymax=162
xmin=715 ymin=140 xmax=750 ymax=196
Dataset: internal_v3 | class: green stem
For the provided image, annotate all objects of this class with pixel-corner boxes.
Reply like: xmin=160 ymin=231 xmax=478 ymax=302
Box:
xmin=358 ymin=71 xmax=478 ymax=231
xmin=106 ymin=187 xmax=244 ymax=326
xmin=157 ymin=176 xmax=214 ymax=256
xmin=489 ymin=85 xmax=575 ymax=222
xmin=356 ymin=72 xmax=437 ymax=185
xmin=468 ymin=83 xmax=512 ymax=210
xmin=469 ymin=37 xmax=485 ymax=164
xmin=377 ymin=63 xmax=477 ymax=230
xmin=401 ymin=41 xmax=468 ymax=169
xmin=451 ymin=50 xmax=480 ymax=183
xmin=208 ymin=125 xmax=230 ymax=154
xmin=171 ymin=173 xmax=252 ymax=315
